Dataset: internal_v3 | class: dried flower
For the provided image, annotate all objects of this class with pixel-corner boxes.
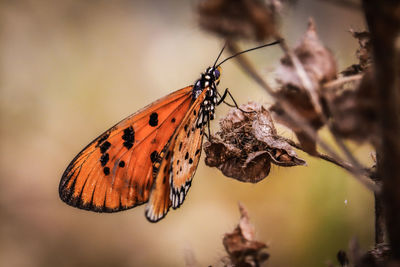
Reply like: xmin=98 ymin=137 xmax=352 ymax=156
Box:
xmin=222 ymin=203 xmax=269 ymax=267
xmin=204 ymin=102 xmax=305 ymax=183
xmin=272 ymin=19 xmax=337 ymax=153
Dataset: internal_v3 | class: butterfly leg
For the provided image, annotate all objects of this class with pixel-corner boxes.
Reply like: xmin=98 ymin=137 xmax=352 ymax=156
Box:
xmin=207 ymin=112 xmax=212 ymax=140
xmin=217 ymin=88 xmax=255 ymax=114
xmin=217 ymin=88 xmax=237 ymax=107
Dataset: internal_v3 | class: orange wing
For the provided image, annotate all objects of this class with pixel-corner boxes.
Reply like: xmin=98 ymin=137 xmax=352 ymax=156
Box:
xmin=145 ymin=88 xmax=209 ymax=222
xmin=59 ymin=86 xmax=194 ymax=212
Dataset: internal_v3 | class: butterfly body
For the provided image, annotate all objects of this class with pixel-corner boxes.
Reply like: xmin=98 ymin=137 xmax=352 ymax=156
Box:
xmin=60 ymin=66 xmax=222 ymax=222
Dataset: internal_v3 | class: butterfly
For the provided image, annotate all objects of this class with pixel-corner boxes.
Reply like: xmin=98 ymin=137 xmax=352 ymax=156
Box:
xmin=59 ymin=41 xmax=280 ymax=222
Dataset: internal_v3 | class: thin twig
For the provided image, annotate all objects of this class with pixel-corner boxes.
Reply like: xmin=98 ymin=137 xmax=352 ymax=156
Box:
xmin=285 ymin=138 xmax=375 ymax=178
xmin=322 ymin=74 xmax=363 ymax=89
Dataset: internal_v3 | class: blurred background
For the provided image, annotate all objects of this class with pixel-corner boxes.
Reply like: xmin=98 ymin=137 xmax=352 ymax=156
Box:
xmin=0 ymin=0 xmax=373 ymax=266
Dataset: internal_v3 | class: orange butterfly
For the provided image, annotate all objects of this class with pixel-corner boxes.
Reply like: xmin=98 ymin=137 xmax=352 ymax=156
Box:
xmin=59 ymin=41 xmax=280 ymax=222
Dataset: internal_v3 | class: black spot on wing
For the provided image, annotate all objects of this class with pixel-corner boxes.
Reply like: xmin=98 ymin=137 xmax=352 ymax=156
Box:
xmin=149 ymin=112 xmax=158 ymax=127
xmin=100 ymin=153 xmax=109 ymax=166
xmin=185 ymin=152 xmax=189 ymax=160
xmin=100 ymin=141 xmax=111 ymax=153
xmin=189 ymin=158 xmax=193 ymax=164
xmin=171 ymin=118 xmax=176 ymax=123
xmin=97 ymin=132 xmax=110 ymax=146
xmin=150 ymin=151 xmax=158 ymax=163
xmin=118 ymin=160 xmax=125 ymax=168
xmin=103 ymin=167 xmax=110 ymax=175
xmin=122 ymin=126 xmax=135 ymax=149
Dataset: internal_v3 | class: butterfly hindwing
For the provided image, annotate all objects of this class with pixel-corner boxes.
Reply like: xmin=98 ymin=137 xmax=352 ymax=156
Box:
xmin=59 ymin=86 xmax=194 ymax=212
xmin=145 ymin=88 xmax=208 ymax=222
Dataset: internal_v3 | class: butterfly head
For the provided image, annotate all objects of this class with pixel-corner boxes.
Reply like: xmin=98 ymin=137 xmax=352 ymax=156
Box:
xmin=192 ymin=66 xmax=221 ymax=100
xmin=207 ymin=66 xmax=222 ymax=84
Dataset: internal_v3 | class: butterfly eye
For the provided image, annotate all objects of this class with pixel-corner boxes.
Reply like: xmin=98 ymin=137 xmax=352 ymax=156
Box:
xmin=214 ymin=69 xmax=220 ymax=80
xmin=194 ymin=80 xmax=201 ymax=91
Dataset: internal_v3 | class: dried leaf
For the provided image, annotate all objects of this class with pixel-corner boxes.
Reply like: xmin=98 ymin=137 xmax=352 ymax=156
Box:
xmin=198 ymin=0 xmax=280 ymax=41
xmin=270 ymin=86 xmax=324 ymax=154
xmin=272 ymin=19 xmax=337 ymax=154
xmin=342 ymin=30 xmax=372 ymax=76
xmin=222 ymin=203 xmax=269 ymax=267
xmin=276 ymin=19 xmax=337 ymax=90
xmin=204 ymin=102 xmax=306 ymax=183
xmin=326 ymin=68 xmax=379 ymax=145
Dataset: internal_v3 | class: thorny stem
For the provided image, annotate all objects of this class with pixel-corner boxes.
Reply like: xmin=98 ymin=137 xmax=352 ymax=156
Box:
xmin=225 ymin=40 xmax=379 ymax=192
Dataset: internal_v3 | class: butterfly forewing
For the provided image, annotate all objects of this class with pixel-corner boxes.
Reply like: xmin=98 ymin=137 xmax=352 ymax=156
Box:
xmin=59 ymin=86 xmax=194 ymax=212
xmin=145 ymin=89 xmax=208 ymax=222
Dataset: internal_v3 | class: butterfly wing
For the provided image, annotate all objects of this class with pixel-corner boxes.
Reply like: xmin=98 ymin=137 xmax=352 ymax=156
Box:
xmin=59 ymin=86 xmax=194 ymax=212
xmin=145 ymin=88 xmax=209 ymax=222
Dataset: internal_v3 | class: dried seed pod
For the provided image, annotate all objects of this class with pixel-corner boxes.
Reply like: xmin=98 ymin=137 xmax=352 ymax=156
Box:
xmin=276 ymin=19 xmax=337 ymax=90
xmin=272 ymin=19 xmax=337 ymax=154
xmin=222 ymin=203 xmax=269 ymax=267
xmin=204 ymin=102 xmax=305 ymax=183
xmin=198 ymin=0 xmax=281 ymax=41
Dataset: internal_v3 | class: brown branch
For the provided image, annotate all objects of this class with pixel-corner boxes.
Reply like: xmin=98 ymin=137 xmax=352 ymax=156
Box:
xmin=322 ymin=74 xmax=363 ymax=89
xmin=362 ymin=0 xmax=400 ymax=258
xmin=285 ymin=137 xmax=376 ymax=179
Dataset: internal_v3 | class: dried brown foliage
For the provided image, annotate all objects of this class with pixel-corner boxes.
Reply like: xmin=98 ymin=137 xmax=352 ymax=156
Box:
xmin=221 ymin=203 xmax=269 ymax=267
xmin=198 ymin=0 xmax=280 ymax=41
xmin=204 ymin=102 xmax=305 ymax=183
xmin=198 ymin=0 xmax=400 ymax=265
xmin=324 ymin=32 xmax=379 ymax=145
xmin=271 ymin=19 xmax=337 ymax=153
xmin=342 ymin=30 xmax=372 ymax=76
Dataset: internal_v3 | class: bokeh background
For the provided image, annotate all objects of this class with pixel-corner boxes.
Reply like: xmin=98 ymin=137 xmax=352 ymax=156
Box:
xmin=0 ymin=0 xmax=374 ymax=266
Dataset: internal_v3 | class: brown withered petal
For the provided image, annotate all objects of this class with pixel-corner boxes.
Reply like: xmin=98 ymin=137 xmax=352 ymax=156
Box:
xmin=204 ymin=102 xmax=306 ymax=183
xmin=270 ymin=86 xmax=323 ymax=154
xmin=327 ymin=68 xmax=379 ymax=145
xmin=197 ymin=0 xmax=280 ymax=41
xmin=222 ymin=203 xmax=269 ymax=267
xmin=276 ymin=18 xmax=337 ymax=91
xmin=272 ymin=18 xmax=337 ymax=154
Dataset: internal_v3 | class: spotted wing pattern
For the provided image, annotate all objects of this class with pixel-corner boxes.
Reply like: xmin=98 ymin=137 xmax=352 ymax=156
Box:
xmin=145 ymin=89 xmax=208 ymax=222
xmin=59 ymin=86 xmax=194 ymax=212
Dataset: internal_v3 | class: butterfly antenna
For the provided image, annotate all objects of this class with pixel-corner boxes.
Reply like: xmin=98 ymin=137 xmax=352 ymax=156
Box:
xmin=213 ymin=42 xmax=227 ymax=68
xmin=216 ymin=40 xmax=281 ymax=68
